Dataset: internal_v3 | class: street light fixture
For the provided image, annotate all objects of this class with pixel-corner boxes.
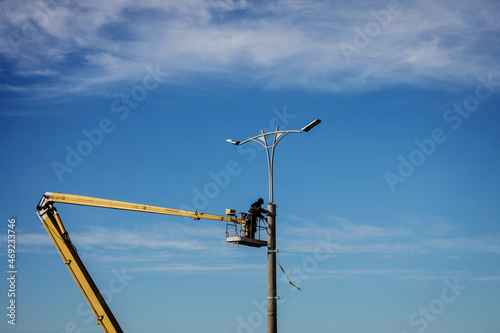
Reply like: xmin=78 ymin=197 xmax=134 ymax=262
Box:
xmin=301 ymin=118 xmax=322 ymax=132
xmin=226 ymin=118 xmax=321 ymax=333
xmin=225 ymin=139 xmax=241 ymax=145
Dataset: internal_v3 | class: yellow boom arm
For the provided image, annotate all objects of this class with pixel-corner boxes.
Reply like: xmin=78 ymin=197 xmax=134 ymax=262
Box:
xmin=41 ymin=192 xmax=247 ymax=223
xmin=36 ymin=192 xmax=246 ymax=333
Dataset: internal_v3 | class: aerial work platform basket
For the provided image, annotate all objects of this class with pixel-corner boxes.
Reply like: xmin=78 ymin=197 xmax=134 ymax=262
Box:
xmin=225 ymin=209 xmax=268 ymax=248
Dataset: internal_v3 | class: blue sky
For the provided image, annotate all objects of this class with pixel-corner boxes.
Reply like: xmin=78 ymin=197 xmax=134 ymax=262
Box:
xmin=1 ymin=0 xmax=500 ymax=332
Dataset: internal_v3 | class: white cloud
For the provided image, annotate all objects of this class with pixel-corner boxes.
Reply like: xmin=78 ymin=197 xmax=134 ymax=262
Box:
xmin=315 ymin=268 xmax=425 ymax=278
xmin=23 ymin=213 xmax=500 ymax=259
xmin=303 ymin=268 xmax=468 ymax=282
xmin=279 ymin=214 xmax=500 ymax=255
xmin=16 ymin=69 xmax=60 ymax=76
xmin=127 ymin=263 xmax=265 ymax=274
xmin=70 ymin=224 xmax=220 ymax=251
xmin=0 ymin=0 xmax=499 ymax=100
xmin=17 ymin=232 xmax=53 ymax=246
xmin=18 ymin=219 xmax=240 ymax=254
xmin=475 ymin=275 xmax=500 ymax=281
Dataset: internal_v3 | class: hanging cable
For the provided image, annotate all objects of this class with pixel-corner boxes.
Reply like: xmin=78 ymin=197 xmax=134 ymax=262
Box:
xmin=276 ymin=258 xmax=301 ymax=291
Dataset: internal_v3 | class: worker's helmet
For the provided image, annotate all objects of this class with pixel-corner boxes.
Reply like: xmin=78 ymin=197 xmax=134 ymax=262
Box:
xmin=257 ymin=198 xmax=264 ymax=204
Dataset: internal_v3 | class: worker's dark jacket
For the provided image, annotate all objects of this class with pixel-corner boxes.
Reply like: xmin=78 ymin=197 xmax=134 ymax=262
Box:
xmin=249 ymin=202 xmax=267 ymax=220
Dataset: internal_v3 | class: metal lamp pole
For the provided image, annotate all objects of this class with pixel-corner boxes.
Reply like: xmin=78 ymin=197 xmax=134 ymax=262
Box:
xmin=227 ymin=119 xmax=321 ymax=333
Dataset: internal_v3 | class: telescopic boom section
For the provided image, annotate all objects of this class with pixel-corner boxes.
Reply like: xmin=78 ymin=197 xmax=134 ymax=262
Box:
xmin=36 ymin=192 xmax=247 ymax=333
xmin=40 ymin=192 xmax=247 ymax=224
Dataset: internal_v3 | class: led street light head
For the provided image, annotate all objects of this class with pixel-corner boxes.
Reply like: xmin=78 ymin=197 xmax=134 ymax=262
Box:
xmin=301 ymin=119 xmax=322 ymax=132
xmin=226 ymin=139 xmax=240 ymax=145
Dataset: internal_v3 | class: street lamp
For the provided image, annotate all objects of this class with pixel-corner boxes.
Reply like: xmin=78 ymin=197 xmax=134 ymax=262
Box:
xmin=226 ymin=119 xmax=321 ymax=333
xmin=301 ymin=118 xmax=322 ymax=132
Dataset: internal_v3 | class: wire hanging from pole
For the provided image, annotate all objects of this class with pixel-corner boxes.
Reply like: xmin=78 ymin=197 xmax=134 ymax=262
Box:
xmin=276 ymin=257 xmax=301 ymax=291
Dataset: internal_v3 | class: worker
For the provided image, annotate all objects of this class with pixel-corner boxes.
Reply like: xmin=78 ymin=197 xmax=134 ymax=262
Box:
xmin=247 ymin=198 xmax=269 ymax=238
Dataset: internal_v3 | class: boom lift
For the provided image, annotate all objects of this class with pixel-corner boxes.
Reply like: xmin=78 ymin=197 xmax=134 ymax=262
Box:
xmin=36 ymin=192 xmax=267 ymax=333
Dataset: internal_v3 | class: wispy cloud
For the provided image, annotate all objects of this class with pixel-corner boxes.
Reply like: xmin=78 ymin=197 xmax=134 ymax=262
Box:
xmin=279 ymin=214 xmax=500 ymax=255
xmin=475 ymin=275 xmax=500 ymax=281
xmin=128 ymin=263 xmax=266 ymax=274
xmin=9 ymin=212 xmax=270 ymax=280
xmin=16 ymin=69 xmax=60 ymax=76
xmin=0 ymin=0 xmax=498 ymax=103
xmin=75 ymin=220 xmax=236 ymax=254
xmin=18 ymin=214 xmax=500 ymax=259
xmin=17 ymin=221 xmax=213 ymax=250
xmin=304 ymin=268 xmax=467 ymax=281
xmin=19 ymin=232 xmax=52 ymax=245
xmin=16 ymin=221 xmax=252 ymax=272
